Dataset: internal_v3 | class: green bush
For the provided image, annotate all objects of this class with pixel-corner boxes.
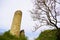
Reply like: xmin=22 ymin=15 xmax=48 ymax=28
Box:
xmin=56 ymin=28 xmax=60 ymax=40
xmin=36 ymin=29 xmax=57 ymax=40
xmin=0 ymin=30 xmax=27 ymax=40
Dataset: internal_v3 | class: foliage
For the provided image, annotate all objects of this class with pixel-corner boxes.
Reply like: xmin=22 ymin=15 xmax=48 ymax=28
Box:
xmin=56 ymin=28 xmax=60 ymax=40
xmin=0 ymin=30 xmax=27 ymax=40
xmin=36 ymin=28 xmax=60 ymax=40
xmin=30 ymin=0 xmax=60 ymax=31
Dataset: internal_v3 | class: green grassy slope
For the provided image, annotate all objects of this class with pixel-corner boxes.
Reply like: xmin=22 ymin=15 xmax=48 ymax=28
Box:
xmin=0 ymin=30 xmax=27 ymax=40
xmin=36 ymin=29 xmax=58 ymax=40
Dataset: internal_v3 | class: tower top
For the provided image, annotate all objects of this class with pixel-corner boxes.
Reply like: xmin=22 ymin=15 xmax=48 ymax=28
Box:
xmin=15 ymin=10 xmax=22 ymax=15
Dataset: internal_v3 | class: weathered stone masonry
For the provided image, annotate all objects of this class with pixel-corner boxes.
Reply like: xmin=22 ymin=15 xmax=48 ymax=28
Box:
xmin=10 ymin=10 xmax=22 ymax=37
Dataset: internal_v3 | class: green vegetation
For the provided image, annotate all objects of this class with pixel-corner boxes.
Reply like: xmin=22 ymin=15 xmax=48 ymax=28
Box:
xmin=0 ymin=30 xmax=27 ymax=40
xmin=36 ymin=29 xmax=58 ymax=40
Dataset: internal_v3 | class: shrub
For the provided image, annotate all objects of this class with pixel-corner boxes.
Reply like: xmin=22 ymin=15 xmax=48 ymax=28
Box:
xmin=36 ymin=29 xmax=57 ymax=40
xmin=0 ymin=30 xmax=27 ymax=40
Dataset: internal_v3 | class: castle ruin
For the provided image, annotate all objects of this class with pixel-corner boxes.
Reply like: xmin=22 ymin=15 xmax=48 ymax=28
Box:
xmin=10 ymin=10 xmax=22 ymax=37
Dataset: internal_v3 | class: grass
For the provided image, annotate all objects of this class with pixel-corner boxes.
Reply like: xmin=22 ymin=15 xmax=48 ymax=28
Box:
xmin=36 ymin=29 xmax=58 ymax=40
xmin=0 ymin=30 xmax=27 ymax=40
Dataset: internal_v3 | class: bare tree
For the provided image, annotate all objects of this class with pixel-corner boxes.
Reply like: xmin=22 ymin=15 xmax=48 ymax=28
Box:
xmin=30 ymin=0 xmax=60 ymax=31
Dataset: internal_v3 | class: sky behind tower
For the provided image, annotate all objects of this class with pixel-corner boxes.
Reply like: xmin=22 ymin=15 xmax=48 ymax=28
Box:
xmin=0 ymin=0 xmax=39 ymax=40
xmin=0 ymin=0 xmax=60 ymax=40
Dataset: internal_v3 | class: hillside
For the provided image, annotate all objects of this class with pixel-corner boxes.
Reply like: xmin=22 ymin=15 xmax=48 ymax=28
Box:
xmin=36 ymin=29 xmax=60 ymax=40
xmin=0 ymin=30 xmax=27 ymax=40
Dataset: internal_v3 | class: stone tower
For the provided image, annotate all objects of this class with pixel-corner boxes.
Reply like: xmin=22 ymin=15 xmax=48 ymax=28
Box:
xmin=10 ymin=10 xmax=22 ymax=37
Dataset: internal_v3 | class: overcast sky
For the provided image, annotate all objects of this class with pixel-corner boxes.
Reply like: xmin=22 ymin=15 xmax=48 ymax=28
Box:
xmin=0 ymin=0 xmax=39 ymax=40
xmin=0 ymin=0 xmax=60 ymax=40
xmin=0 ymin=0 xmax=33 ymax=31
